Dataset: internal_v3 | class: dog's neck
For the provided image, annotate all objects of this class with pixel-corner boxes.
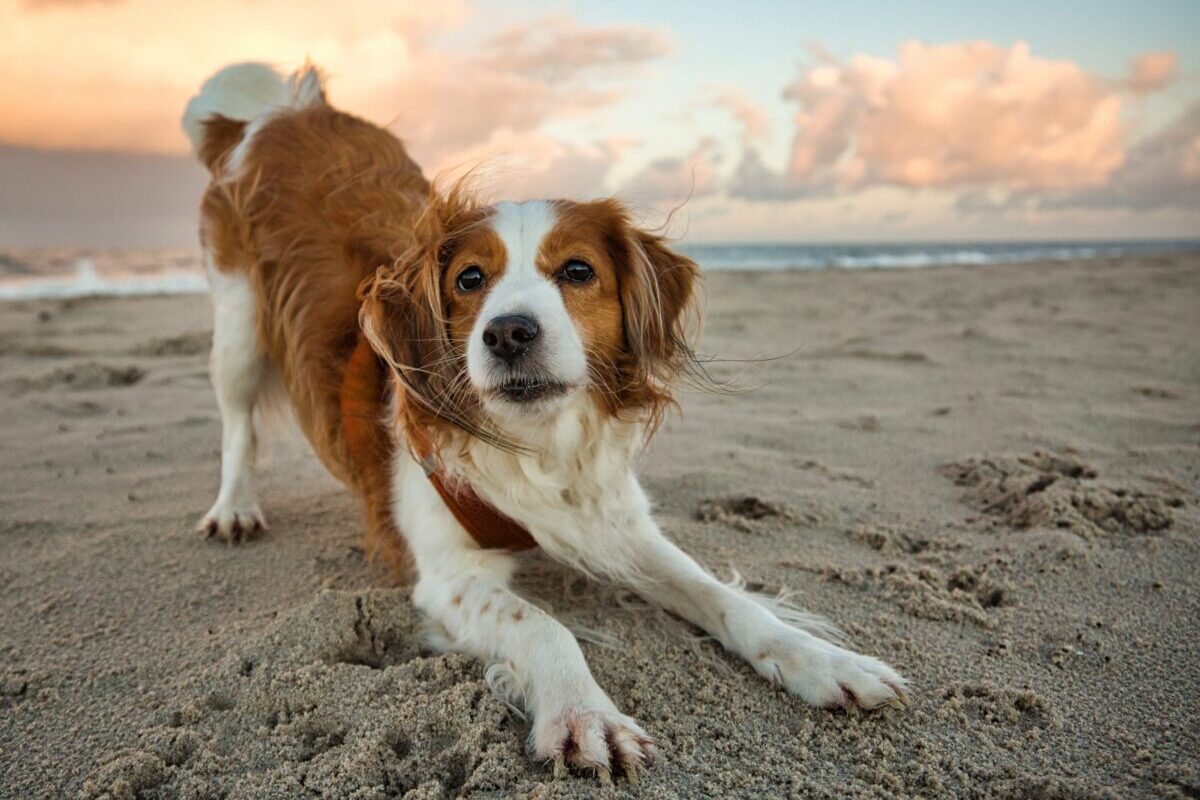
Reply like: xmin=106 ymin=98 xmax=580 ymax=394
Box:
xmin=444 ymin=392 xmax=644 ymax=514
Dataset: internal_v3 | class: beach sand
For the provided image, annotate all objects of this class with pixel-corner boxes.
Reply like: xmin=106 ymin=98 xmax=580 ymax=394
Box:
xmin=1 ymin=254 xmax=1197 ymax=799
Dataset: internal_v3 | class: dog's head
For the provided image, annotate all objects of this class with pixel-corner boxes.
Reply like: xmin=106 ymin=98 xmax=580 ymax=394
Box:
xmin=361 ymin=191 xmax=700 ymax=450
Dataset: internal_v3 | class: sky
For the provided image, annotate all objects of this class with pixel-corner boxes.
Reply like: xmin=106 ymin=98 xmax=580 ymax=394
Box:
xmin=1 ymin=0 xmax=1198 ymax=247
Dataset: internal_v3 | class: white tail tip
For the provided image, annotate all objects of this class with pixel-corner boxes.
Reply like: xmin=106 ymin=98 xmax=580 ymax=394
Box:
xmin=181 ymin=61 xmax=327 ymax=155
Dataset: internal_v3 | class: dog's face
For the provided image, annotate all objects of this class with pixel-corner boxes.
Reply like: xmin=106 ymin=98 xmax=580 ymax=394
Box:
xmin=363 ymin=195 xmax=699 ymax=444
xmin=448 ymin=201 xmax=623 ymax=416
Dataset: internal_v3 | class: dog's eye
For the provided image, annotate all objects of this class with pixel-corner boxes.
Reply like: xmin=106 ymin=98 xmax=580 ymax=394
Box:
xmin=455 ymin=265 xmax=485 ymax=292
xmin=559 ymin=259 xmax=594 ymax=284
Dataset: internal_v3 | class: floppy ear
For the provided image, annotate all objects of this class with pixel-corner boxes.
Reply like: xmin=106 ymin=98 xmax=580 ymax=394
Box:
xmin=599 ymin=202 xmax=702 ymax=429
xmin=358 ymin=254 xmax=444 ymax=411
xmin=620 ymin=226 xmax=701 ymax=367
xmin=357 ymin=184 xmax=484 ymax=448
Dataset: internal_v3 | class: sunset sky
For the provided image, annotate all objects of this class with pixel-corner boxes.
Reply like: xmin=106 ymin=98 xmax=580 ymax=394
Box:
xmin=2 ymin=0 xmax=1198 ymax=247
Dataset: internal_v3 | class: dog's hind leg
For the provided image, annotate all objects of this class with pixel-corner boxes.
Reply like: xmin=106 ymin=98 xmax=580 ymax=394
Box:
xmin=198 ymin=253 xmax=268 ymax=542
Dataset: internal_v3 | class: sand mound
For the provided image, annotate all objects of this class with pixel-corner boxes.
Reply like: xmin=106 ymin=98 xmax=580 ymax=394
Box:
xmin=940 ymin=451 xmax=1180 ymax=538
xmin=695 ymin=495 xmax=790 ymax=532
xmin=810 ymin=559 xmax=1011 ymax=628
xmin=82 ymin=590 xmax=527 ymax=800
xmin=847 ymin=522 xmax=959 ymax=555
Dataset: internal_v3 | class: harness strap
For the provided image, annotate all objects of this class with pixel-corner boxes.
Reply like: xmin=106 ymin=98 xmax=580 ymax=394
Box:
xmin=340 ymin=335 xmax=538 ymax=552
xmin=419 ymin=455 xmax=538 ymax=551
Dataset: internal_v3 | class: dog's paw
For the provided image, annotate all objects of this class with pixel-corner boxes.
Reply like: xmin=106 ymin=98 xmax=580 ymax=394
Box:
xmin=533 ymin=704 xmax=655 ymax=783
xmin=754 ymin=632 xmax=908 ymax=711
xmin=197 ymin=503 xmax=267 ymax=544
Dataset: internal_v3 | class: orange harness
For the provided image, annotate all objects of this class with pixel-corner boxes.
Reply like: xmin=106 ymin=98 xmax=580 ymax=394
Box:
xmin=340 ymin=335 xmax=538 ymax=552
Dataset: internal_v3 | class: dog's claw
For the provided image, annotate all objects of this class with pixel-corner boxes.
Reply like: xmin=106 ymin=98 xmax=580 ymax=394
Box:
xmin=196 ymin=507 xmax=267 ymax=544
xmin=884 ymin=679 xmax=911 ymax=707
xmin=536 ymin=707 xmax=653 ymax=783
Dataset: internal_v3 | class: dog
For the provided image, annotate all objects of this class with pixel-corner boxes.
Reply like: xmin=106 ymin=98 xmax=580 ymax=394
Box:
xmin=182 ymin=62 xmax=906 ymax=781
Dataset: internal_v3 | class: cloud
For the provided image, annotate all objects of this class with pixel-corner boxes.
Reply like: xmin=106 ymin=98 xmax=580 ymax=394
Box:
xmin=0 ymin=2 xmax=667 ymax=164
xmin=480 ymin=15 xmax=670 ymax=84
xmin=732 ymin=41 xmax=1180 ymax=202
xmin=434 ymin=131 xmax=624 ymax=201
xmin=1127 ymin=52 xmax=1178 ymax=94
xmin=955 ymin=99 xmax=1200 ymax=214
xmin=1037 ymin=101 xmax=1200 ymax=211
xmin=729 ymin=148 xmax=821 ymax=201
xmin=618 ymin=138 xmax=720 ymax=204
xmin=378 ymin=16 xmax=671 ymax=169
xmin=0 ymin=1 xmax=678 ymax=242
xmin=20 ymin=0 xmax=121 ymax=8
xmin=709 ymin=87 xmax=768 ymax=145
xmin=0 ymin=0 xmax=466 ymax=152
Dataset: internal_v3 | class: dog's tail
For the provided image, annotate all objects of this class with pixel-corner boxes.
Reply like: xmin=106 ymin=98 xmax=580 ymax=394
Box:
xmin=181 ymin=61 xmax=326 ymax=171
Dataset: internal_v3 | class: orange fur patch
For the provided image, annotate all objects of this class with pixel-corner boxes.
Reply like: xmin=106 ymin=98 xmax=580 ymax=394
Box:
xmin=199 ymin=105 xmax=429 ymax=580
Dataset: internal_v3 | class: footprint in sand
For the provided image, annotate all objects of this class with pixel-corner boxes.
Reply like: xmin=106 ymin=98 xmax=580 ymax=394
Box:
xmin=939 ymin=682 xmax=1052 ymax=735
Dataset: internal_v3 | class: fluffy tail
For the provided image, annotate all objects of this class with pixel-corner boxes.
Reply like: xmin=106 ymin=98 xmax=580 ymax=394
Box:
xmin=181 ymin=61 xmax=326 ymax=168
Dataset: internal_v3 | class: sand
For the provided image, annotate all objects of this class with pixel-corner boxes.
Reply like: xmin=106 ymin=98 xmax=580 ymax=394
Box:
xmin=1 ymin=254 xmax=1197 ymax=799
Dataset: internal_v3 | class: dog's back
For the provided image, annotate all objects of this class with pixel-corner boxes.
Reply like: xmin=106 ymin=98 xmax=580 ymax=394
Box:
xmin=184 ymin=63 xmax=423 ymax=574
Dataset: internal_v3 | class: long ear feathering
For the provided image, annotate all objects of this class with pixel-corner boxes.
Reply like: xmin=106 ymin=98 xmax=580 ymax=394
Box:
xmin=358 ymin=179 xmax=527 ymax=455
xmin=598 ymin=200 xmax=723 ymax=435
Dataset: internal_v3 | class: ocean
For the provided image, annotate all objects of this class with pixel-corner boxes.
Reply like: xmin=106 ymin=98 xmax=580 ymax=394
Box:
xmin=2 ymin=240 xmax=1197 ymax=301
xmin=679 ymin=239 xmax=1200 ymax=271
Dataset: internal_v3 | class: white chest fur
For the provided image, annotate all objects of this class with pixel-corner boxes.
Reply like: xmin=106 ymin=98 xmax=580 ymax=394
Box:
xmin=443 ymin=396 xmax=651 ymax=575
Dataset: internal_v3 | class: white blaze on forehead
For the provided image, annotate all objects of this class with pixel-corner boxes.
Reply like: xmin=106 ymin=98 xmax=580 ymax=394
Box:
xmin=466 ymin=200 xmax=588 ymax=396
xmin=489 ymin=200 xmax=557 ymax=281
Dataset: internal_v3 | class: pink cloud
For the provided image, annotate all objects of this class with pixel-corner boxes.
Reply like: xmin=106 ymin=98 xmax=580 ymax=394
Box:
xmin=435 ymin=131 xmax=624 ymax=201
xmin=791 ymin=41 xmax=1142 ymax=191
xmin=0 ymin=3 xmax=666 ymax=167
xmin=20 ymin=0 xmax=122 ymax=7
xmin=481 ymin=15 xmax=670 ymax=83
xmin=709 ymin=87 xmax=768 ymax=145
xmin=0 ymin=0 xmax=468 ymax=152
xmin=1036 ymin=100 xmax=1200 ymax=211
xmin=1126 ymin=51 xmax=1178 ymax=94
xmin=619 ymin=138 xmax=720 ymax=204
xmin=378 ymin=16 xmax=671 ymax=169
xmin=732 ymin=41 xmax=1183 ymax=204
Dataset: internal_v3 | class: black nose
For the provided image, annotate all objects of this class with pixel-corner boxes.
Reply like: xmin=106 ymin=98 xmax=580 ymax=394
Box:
xmin=482 ymin=314 xmax=539 ymax=363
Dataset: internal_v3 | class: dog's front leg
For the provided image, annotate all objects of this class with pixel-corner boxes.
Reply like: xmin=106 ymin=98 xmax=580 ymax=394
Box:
xmin=576 ymin=485 xmax=907 ymax=710
xmin=393 ymin=460 xmax=654 ymax=779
